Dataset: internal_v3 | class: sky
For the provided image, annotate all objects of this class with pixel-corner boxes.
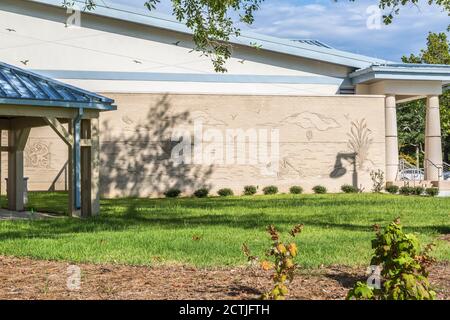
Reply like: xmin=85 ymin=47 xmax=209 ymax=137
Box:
xmin=103 ymin=0 xmax=449 ymax=62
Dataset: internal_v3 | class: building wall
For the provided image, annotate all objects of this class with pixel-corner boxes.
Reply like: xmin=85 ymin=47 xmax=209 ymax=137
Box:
xmin=0 ymin=0 xmax=351 ymax=96
xmin=3 ymin=94 xmax=386 ymax=197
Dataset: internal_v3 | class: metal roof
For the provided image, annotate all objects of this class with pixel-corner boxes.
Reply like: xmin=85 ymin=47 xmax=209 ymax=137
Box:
xmin=25 ymin=0 xmax=390 ymax=69
xmin=292 ymin=40 xmax=333 ymax=49
xmin=0 ymin=61 xmax=115 ymax=110
xmin=349 ymin=64 xmax=450 ymax=84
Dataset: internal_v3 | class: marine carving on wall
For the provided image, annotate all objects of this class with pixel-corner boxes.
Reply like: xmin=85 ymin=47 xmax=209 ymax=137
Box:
xmin=25 ymin=140 xmax=51 ymax=169
xmin=259 ymin=112 xmax=340 ymax=132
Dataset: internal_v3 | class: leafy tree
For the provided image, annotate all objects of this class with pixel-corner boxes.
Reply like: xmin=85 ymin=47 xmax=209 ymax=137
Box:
xmin=64 ymin=0 xmax=450 ymax=72
xmin=399 ymin=32 xmax=450 ymax=164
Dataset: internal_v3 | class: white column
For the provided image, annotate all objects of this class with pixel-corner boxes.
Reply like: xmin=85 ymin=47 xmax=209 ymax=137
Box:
xmin=425 ymin=95 xmax=443 ymax=181
xmin=385 ymin=95 xmax=399 ymax=182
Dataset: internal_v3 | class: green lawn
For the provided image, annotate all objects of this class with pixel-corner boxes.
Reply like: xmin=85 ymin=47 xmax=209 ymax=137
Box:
xmin=0 ymin=192 xmax=448 ymax=268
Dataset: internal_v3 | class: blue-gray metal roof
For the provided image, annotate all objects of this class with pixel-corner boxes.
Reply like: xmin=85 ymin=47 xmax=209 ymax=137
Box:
xmin=349 ymin=63 xmax=450 ymax=84
xmin=291 ymin=40 xmax=333 ymax=49
xmin=0 ymin=62 xmax=115 ymax=110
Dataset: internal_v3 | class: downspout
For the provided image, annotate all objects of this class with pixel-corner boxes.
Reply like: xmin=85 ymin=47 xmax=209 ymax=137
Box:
xmin=73 ymin=107 xmax=83 ymax=210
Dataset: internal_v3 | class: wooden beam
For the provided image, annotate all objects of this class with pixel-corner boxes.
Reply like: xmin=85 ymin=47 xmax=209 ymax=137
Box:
xmin=10 ymin=117 xmax=48 ymax=130
xmin=80 ymin=139 xmax=92 ymax=147
xmin=8 ymin=129 xmax=25 ymax=211
xmin=0 ymin=119 xmax=10 ymax=130
xmin=0 ymin=146 xmax=10 ymax=152
xmin=15 ymin=128 xmax=31 ymax=151
xmin=43 ymin=117 xmax=74 ymax=147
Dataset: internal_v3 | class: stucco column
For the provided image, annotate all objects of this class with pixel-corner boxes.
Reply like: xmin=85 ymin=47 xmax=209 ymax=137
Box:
xmin=385 ymin=94 xmax=399 ymax=182
xmin=425 ymin=95 xmax=443 ymax=181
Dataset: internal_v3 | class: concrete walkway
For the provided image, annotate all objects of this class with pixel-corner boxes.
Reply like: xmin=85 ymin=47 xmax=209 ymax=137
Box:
xmin=0 ymin=209 xmax=59 ymax=220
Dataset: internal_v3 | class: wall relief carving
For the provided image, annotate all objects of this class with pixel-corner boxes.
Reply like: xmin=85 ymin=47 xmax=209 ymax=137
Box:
xmin=25 ymin=140 xmax=52 ymax=169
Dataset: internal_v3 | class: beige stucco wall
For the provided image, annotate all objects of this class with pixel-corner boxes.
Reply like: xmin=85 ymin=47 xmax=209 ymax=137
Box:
xmin=1 ymin=94 xmax=386 ymax=197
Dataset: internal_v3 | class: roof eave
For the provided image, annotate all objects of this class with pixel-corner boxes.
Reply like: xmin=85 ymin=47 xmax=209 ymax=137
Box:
xmin=0 ymin=98 xmax=116 ymax=110
xmin=350 ymin=65 xmax=450 ymax=85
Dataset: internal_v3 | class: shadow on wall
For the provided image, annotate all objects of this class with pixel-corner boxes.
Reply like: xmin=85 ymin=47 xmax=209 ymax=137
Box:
xmin=100 ymin=94 xmax=213 ymax=198
xmin=330 ymin=152 xmax=358 ymax=188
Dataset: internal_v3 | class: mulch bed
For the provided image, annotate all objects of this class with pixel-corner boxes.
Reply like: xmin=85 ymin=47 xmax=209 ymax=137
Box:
xmin=0 ymin=256 xmax=448 ymax=300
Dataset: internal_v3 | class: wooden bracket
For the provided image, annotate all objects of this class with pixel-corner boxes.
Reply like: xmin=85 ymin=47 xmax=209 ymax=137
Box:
xmin=43 ymin=117 xmax=74 ymax=147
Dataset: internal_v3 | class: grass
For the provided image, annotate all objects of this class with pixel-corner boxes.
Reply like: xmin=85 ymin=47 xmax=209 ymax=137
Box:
xmin=0 ymin=192 xmax=448 ymax=268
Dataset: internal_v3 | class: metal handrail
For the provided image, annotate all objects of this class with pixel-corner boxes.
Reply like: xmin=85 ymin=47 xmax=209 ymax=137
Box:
xmin=425 ymin=159 xmax=444 ymax=179
xmin=398 ymin=159 xmax=424 ymax=181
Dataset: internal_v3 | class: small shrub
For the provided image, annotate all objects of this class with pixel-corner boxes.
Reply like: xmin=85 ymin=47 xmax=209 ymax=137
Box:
xmin=164 ymin=188 xmax=181 ymax=198
xmin=193 ymin=188 xmax=209 ymax=198
xmin=425 ymin=188 xmax=439 ymax=197
xmin=412 ymin=186 xmax=425 ymax=196
xmin=341 ymin=184 xmax=358 ymax=193
xmin=243 ymin=185 xmax=258 ymax=196
xmin=347 ymin=219 xmax=436 ymax=300
xmin=263 ymin=185 xmax=278 ymax=195
xmin=217 ymin=188 xmax=234 ymax=197
xmin=243 ymin=224 xmax=304 ymax=300
xmin=312 ymin=185 xmax=327 ymax=194
xmin=385 ymin=185 xmax=399 ymax=194
xmin=399 ymin=186 xmax=413 ymax=196
xmin=289 ymin=186 xmax=303 ymax=195
xmin=370 ymin=170 xmax=385 ymax=193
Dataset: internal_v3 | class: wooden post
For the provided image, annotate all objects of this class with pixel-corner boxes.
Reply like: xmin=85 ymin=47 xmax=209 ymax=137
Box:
xmin=67 ymin=121 xmax=78 ymax=217
xmin=7 ymin=127 xmax=30 ymax=211
xmin=80 ymin=118 xmax=100 ymax=217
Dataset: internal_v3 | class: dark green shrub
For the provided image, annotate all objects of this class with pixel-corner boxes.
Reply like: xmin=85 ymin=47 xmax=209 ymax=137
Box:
xmin=347 ymin=219 xmax=436 ymax=300
xmin=341 ymin=184 xmax=358 ymax=193
xmin=164 ymin=188 xmax=181 ymax=198
xmin=243 ymin=185 xmax=258 ymax=196
xmin=412 ymin=186 xmax=425 ymax=196
xmin=399 ymin=186 xmax=413 ymax=195
xmin=289 ymin=186 xmax=303 ymax=195
xmin=263 ymin=185 xmax=278 ymax=195
xmin=193 ymin=188 xmax=209 ymax=198
xmin=312 ymin=185 xmax=327 ymax=194
xmin=425 ymin=188 xmax=439 ymax=197
xmin=385 ymin=185 xmax=399 ymax=194
xmin=217 ymin=188 xmax=234 ymax=197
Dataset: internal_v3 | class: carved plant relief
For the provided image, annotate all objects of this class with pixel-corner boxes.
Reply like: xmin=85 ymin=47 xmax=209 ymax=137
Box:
xmin=25 ymin=140 xmax=51 ymax=168
xmin=347 ymin=119 xmax=373 ymax=170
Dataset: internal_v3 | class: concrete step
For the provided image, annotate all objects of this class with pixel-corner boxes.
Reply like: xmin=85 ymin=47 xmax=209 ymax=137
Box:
xmin=434 ymin=180 xmax=450 ymax=197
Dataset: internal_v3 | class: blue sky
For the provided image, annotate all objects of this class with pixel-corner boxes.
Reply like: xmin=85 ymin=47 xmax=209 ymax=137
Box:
xmin=104 ymin=0 xmax=449 ymax=62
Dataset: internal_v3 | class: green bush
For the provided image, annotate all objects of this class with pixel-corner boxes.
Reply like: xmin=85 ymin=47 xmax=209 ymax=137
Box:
xmin=243 ymin=185 xmax=258 ymax=196
xmin=164 ymin=188 xmax=181 ymax=198
xmin=263 ymin=185 xmax=279 ymax=195
xmin=341 ymin=184 xmax=358 ymax=193
xmin=289 ymin=186 xmax=303 ymax=195
xmin=193 ymin=188 xmax=209 ymax=198
xmin=370 ymin=170 xmax=385 ymax=193
xmin=347 ymin=219 xmax=436 ymax=300
xmin=399 ymin=186 xmax=413 ymax=196
xmin=312 ymin=185 xmax=327 ymax=194
xmin=217 ymin=188 xmax=234 ymax=197
xmin=425 ymin=187 xmax=439 ymax=197
xmin=385 ymin=185 xmax=399 ymax=194
xmin=412 ymin=186 xmax=425 ymax=196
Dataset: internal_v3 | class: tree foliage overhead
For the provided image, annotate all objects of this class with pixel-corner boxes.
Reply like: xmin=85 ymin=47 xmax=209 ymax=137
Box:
xmin=65 ymin=0 xmax=450 ymax=72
